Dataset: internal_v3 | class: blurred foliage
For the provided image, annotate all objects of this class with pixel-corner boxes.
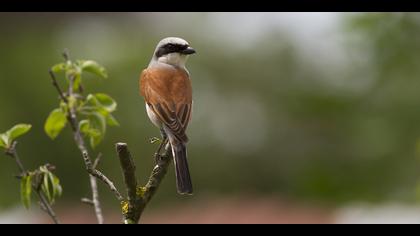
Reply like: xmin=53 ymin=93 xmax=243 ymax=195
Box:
xmin=26 ymin=164 xmax=62 ymax=209
xmin=0 ymin=123 xmax=62 ymax=210
xmin=0 ymin=124 xmax=32 ymax=149
xmin=1 ymin=13 xmax=420 ymax=214
xmin=45 ymin=55 xmax=118 ymax=148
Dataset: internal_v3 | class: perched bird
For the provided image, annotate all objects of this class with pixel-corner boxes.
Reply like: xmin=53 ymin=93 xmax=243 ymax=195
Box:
xmin=139 ymin=37 xmax=196 ymax=195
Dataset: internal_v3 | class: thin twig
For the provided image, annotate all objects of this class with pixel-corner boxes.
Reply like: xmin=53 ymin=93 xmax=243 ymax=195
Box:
xmin=35 ymin=190 xmax=60 ymax=224
xmin=67 ymin=105 xmax=105 ymax=224
xmin=115 ymin=141 xmax=172 ymax=224
xmin=62 ymin=48 xmax=70 ymax=61
xmin=49 ymin=69 xmax=68 ymax=103
xmin=83 ymin=152 xmax=124 ymax=201
xmin=49 ymin=59 xmax=123 ymax=223
xmin=89 ymin=170 xmax=104 ymax=224
xmin=61 ymin=64 xmax=105 ymax=224
xmin=5 ymin=142 xmax=25 ymax=172
xmin=81 ymin=198 xmax=94 ymax=206
xmin=5 ymin=141 xmax=60 ymax=224
xmin=93 ymin=153 xmax=102 ymax=169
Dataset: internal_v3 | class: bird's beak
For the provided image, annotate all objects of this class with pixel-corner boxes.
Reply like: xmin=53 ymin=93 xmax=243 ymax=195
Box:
xmin=182 ymin=46 xmax=196 ymax=55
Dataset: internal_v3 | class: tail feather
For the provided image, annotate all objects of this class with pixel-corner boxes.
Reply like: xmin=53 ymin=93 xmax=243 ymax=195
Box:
xmin=171 ymin=143 xmax=193 ymax=195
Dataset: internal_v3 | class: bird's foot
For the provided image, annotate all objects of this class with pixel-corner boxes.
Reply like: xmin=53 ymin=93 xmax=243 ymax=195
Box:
xmin=154 ymin=137 xmax=168 ymax=165
xmin=149 ymin=137 xmax=161 ymax=144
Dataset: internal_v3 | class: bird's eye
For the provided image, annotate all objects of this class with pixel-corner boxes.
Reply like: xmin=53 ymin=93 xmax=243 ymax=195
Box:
xmin=162 ymin=43 xmax=188 ymax=53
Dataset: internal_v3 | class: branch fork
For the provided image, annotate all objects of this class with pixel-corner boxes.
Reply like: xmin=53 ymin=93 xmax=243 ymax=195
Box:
xmin=49 ymin=51 xmax=174 ymax=224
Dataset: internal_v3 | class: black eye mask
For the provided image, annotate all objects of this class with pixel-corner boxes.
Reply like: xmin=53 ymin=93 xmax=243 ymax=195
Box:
xmin=155 ymin=43 xmax=189 ymax=58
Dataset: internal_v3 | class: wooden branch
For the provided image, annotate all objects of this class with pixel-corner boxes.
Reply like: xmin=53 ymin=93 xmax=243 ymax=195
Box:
xmin=116 ymin=143 xmax=137 ymax=203
xmin=116 ymin=143 xmax=139 ymax=223
xmin=141 ymin=144 xmax=171 ymax=205
xmin=115 ymin=141 xmax=172 ymax=224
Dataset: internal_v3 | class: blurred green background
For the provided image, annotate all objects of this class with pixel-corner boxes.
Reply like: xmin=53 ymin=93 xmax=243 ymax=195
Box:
xmin=1 ymin=12 xmax=420 ymax=220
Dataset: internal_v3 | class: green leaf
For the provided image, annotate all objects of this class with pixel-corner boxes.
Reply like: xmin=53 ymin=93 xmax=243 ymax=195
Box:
xmin=89 ymin=133 xmax=102 ymax=149
xmin=44 ymin=108 xmax=67 ymax=139
xmin=21 ymin=175 xmax=32 ymax=209
xmin=1 ymin=124 xmax=32 ymax=148
xmin=63 ymin=62 xmax=83 ymax=91
xmin=42 ymin=173 xmax=52 ymax=203
xmin=51 ymin=63 xmax=67 ymax=73
xmin=0 ymin=134 xmax=6 ymax=148
xmin=80 ymin=60 xmax=108 ymax=79
xmin=60 ymin=101 xmax=68 ymax=114
xmin=72 ymin=73 xmax=82 ymax=92
xmin=106 ymin=114 xmax=120 ymax=127
xmin=48 ymin=172 xmax=62 ymax=199
xmin=89 ymin=112 xmax=106 ymax=135
xmin=79 ymin=93 xmax=119 ymax=148
xmin=79 ymin=120 xmax=90 ymax=134
xmin=89 ymin=112 xmax=106 ymax=148
xmin=38 ymin=165 xmax=61 ymax=204
xmin=6 ymin=124 xmax=32 ymax=145
xmin=94 ymin=93 xmax=117 ymax=112
xmin=86 ymin=94 xmax=98 ymax=105
xmin=79 ymin=119 xmax=103 ymax=149
xmin=79 ymin=120 xmax=100 ymax=137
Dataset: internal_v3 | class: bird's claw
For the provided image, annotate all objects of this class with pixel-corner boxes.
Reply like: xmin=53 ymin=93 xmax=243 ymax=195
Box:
xmin=149 ymin=137 xmax=161 ymax=144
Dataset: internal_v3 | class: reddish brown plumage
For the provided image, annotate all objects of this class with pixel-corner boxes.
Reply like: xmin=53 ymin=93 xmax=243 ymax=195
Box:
xmin=139 ymin=65 xmax=192 ymax=142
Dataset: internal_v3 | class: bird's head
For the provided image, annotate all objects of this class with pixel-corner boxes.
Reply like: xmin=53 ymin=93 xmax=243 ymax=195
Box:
xmin=151 ymin=37 xmax=196 ymax=67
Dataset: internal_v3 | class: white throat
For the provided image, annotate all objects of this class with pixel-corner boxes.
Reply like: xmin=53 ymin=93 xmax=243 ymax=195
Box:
xmin=155 ymin=53 xmax=188 ymax=68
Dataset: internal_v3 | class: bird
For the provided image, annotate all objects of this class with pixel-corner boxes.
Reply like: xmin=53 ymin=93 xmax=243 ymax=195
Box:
xmin=139 ymin=37 xmax=196 ymax=195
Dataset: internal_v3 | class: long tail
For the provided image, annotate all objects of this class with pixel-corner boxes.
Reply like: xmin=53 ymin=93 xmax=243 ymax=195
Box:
xmin=171 ymin=142 xmax=193 ymax=195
